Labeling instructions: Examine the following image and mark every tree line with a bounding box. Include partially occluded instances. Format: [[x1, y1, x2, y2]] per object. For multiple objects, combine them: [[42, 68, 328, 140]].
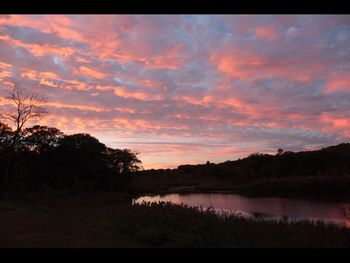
[[135, 143, 350, 185], [0, 82, 142, 197], [0, 123, 142, 194]]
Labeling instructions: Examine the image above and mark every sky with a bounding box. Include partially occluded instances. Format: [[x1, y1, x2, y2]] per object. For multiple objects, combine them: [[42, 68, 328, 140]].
[[0, 15, 350, 169]]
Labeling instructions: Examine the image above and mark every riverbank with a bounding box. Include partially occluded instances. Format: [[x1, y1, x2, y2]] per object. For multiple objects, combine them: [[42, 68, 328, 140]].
[[1, 192, 350, 247], [131, 175, 350, 202]]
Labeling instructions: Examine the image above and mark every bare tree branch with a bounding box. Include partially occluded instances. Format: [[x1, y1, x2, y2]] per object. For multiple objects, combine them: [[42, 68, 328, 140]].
[[1, 82, 47, 132], [0, 80, 48, 198]]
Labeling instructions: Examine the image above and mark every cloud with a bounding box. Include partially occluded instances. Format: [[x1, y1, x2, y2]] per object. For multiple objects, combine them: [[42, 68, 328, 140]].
[[77, 66, 107, 79], [0, 15, 349, 168], [255, 26, 279, 41], [324, 69, 350, 93]]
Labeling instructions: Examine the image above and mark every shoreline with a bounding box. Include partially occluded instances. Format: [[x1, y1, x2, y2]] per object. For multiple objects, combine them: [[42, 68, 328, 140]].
[[131, 175, 350, 203], [132, 186, 350, 203]]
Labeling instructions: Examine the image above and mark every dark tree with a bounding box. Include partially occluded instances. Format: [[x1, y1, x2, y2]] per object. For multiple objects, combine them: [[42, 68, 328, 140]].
[[104, 148, 143, 175], [22, 125, 64, 153], [0, 82, 47, 198], [55, 133, 107, 185], [0, 122, 12, 152], [277, 148, 284, 155], [51, 134, 142, 191]]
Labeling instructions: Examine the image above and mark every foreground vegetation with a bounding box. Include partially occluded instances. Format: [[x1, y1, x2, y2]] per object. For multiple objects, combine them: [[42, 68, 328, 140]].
[[0, 192, 349, 248], [113, 202, 350, 248]]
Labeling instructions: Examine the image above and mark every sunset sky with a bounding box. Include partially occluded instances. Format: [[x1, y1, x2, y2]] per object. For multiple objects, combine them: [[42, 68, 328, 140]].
[[0, 15, 350, 169]]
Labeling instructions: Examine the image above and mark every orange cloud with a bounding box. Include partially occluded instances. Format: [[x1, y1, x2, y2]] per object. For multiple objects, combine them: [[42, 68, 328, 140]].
[[77, 66, 107, 79], [175, 95, 213, 106], [115, 107, 136, 113], [0, 61, 12, 69], [39, 79, 57, 88], [39, 71, 60, 80], [113, 87, 146, 100], [21, 68, 39, 80], [20, 69, 60, 81], [41, 101, 110, 112], [0, 15, 85, 44], [0, 62, 16, 80], [96, 85, 161, 100], [114, 118, 188, 131], [0, 34, 75, 57], [76, 57, 91, 63], [65, 80, 90, 91], [113, 118, 136, 130], [0, 70, 11, 78], [16, 68, 91, 91]]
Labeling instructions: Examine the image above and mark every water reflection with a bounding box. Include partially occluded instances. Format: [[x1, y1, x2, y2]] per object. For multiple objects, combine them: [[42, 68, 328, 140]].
[[133, 193, 350, 227]]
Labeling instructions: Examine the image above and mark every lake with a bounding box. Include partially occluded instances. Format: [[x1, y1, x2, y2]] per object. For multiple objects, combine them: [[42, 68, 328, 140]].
[[133, 193, 350, 227]]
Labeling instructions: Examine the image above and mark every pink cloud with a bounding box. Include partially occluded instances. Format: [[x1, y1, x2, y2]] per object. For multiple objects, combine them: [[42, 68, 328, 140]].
[[210, 49, 324, 83], [255, 26, 279, 41], [324, 70, 350, 93], [77, 66, 107, 79], [95, 85, 161, 100], [320, 113, 350, 137], [0, 34, 75, 57], [1, 15, 349, 169]]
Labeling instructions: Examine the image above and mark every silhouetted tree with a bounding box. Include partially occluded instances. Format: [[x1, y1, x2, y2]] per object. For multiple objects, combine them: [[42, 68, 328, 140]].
[[0, 122, 13, 181], [0, 82, 47, 198], [104, 148, 143, 174], [277, 148, 284, 155], [102, 148, 142, 191], [0, 122, 12, 152], [22, 125, 64, 153], [49, 134, 143, 191], [54, 133, 107, 189]]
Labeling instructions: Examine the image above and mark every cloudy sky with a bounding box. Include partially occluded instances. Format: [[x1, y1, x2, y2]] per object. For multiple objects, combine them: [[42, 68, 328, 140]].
[[0, 15, 349, 169]]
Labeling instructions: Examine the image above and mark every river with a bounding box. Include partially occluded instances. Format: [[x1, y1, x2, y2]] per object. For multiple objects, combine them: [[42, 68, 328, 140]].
[[133, 193, 350, 227]]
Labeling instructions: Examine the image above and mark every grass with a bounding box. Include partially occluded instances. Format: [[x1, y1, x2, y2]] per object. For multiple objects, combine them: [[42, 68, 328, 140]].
[[0, 200, 52, 214], [73, 199, 350, 248], [1, 192, 350, 248], [0, 193, 141, 248]]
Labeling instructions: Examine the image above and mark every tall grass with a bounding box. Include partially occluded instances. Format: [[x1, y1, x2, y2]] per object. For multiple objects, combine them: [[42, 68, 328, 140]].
[[77, 201, 350, 248]]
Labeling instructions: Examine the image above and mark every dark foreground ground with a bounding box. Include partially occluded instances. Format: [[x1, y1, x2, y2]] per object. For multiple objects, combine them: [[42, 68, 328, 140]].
[[0, 192, 350, 248]]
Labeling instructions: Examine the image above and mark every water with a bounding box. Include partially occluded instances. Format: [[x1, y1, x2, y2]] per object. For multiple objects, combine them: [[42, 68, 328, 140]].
[[133, 193, 350, 227]]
